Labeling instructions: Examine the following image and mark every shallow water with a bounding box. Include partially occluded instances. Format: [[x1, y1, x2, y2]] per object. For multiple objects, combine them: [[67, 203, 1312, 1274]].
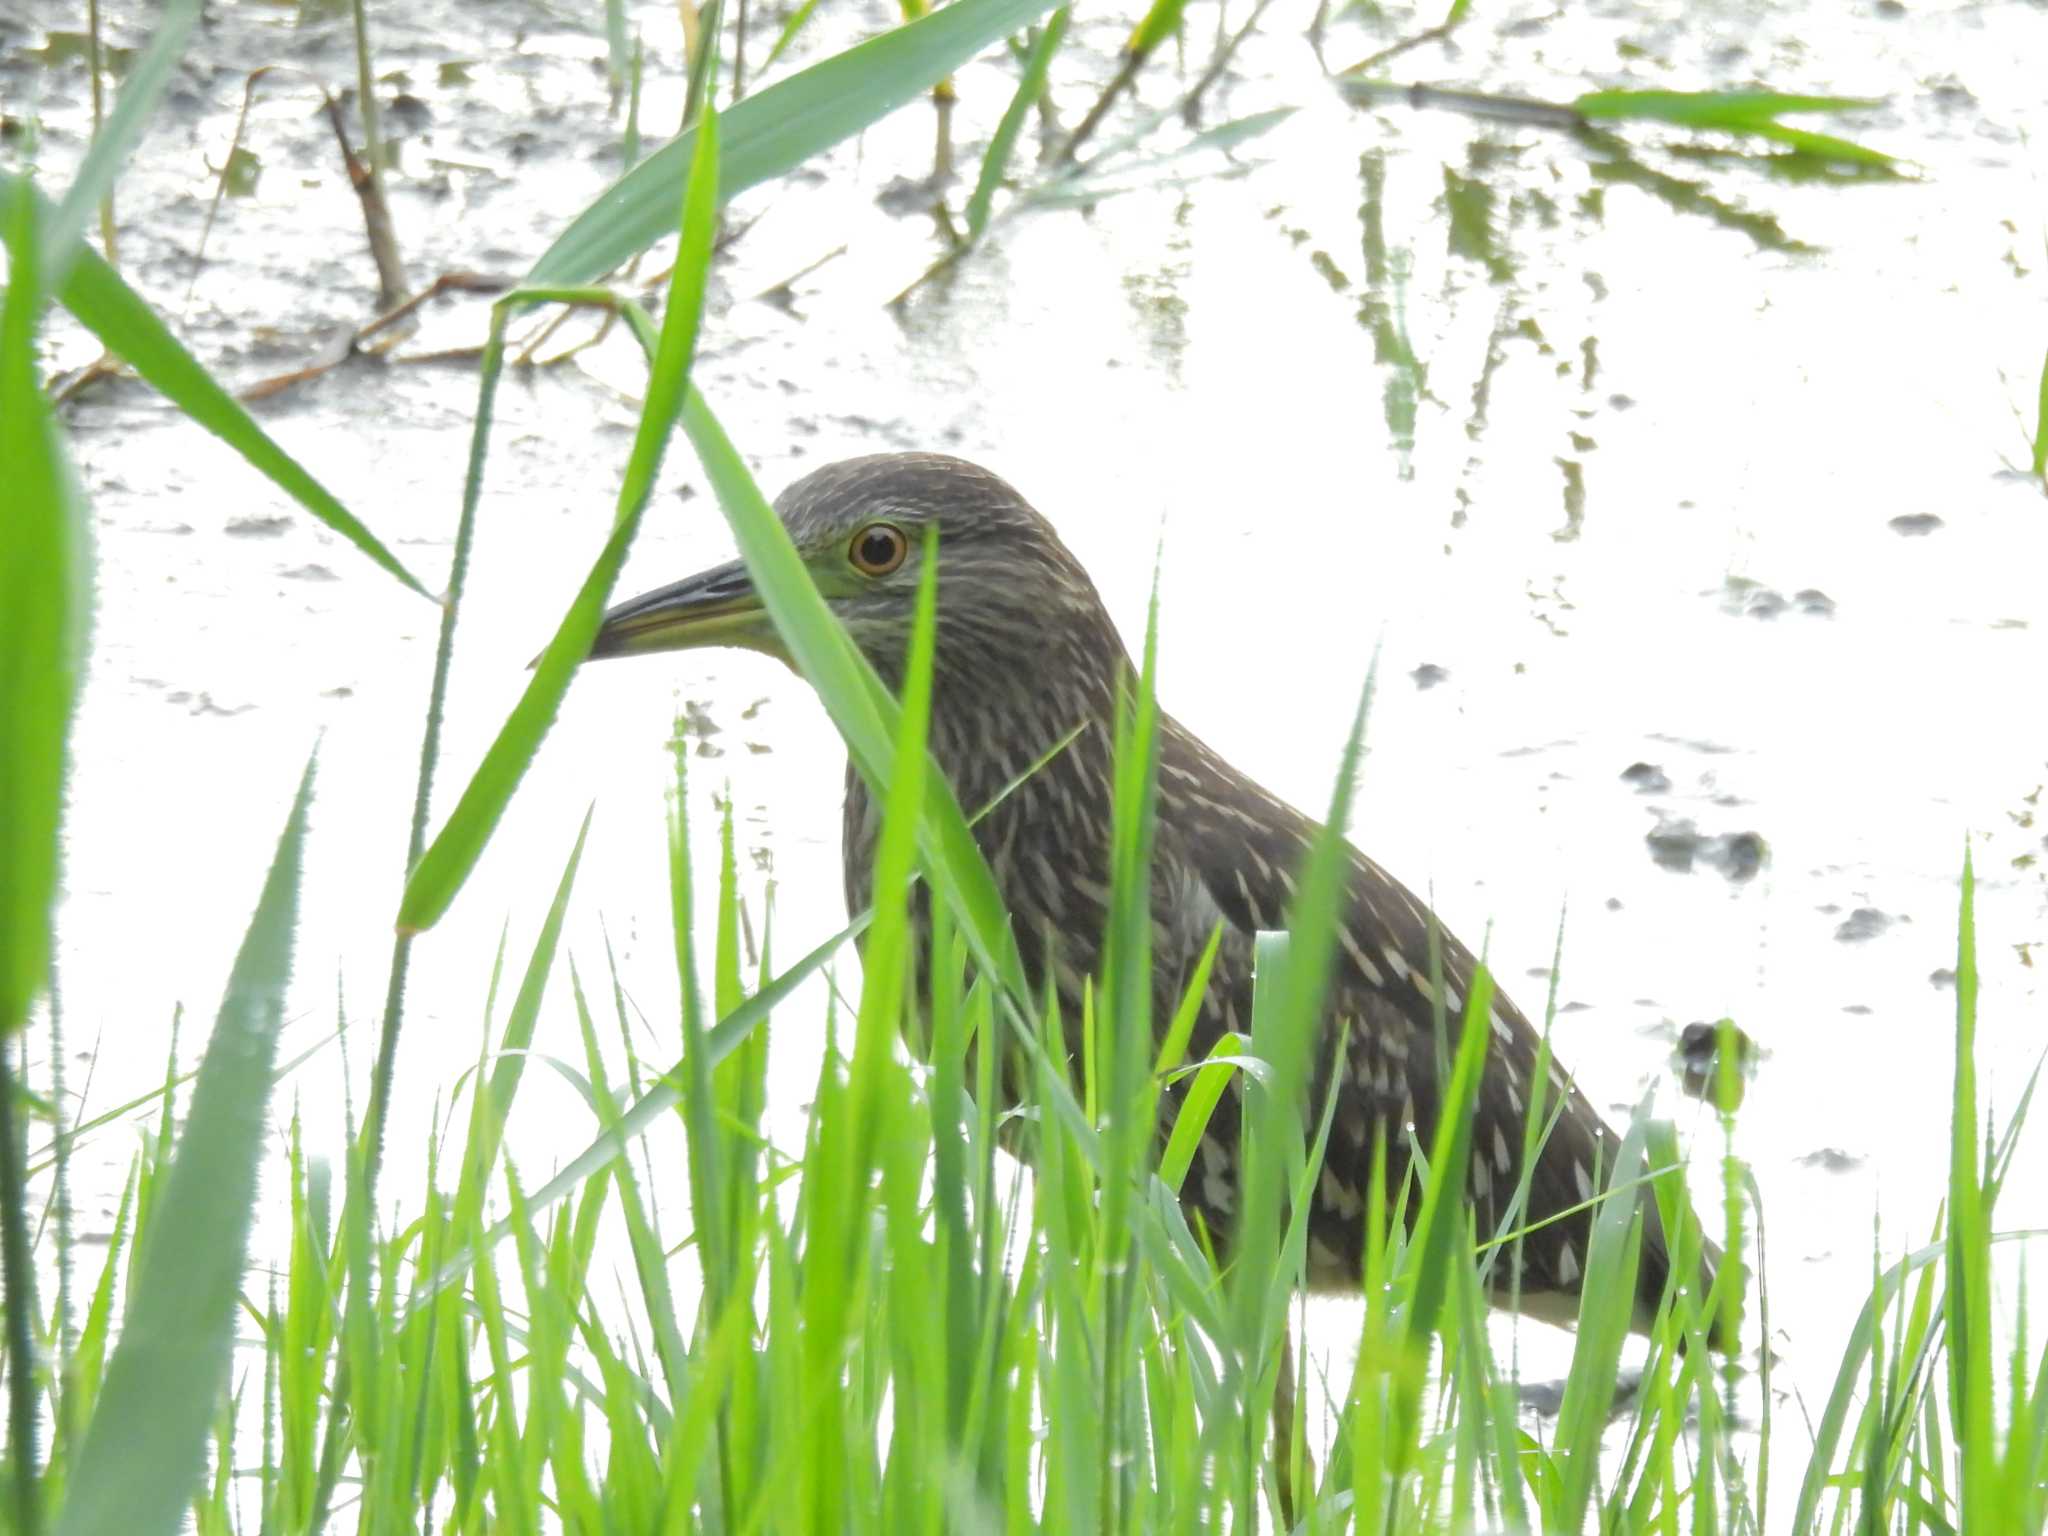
[[9, 0, 2047, 1499]]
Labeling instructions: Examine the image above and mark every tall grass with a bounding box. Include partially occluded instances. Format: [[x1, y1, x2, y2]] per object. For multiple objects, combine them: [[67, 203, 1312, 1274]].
[[5, 659, 2041, 1531]]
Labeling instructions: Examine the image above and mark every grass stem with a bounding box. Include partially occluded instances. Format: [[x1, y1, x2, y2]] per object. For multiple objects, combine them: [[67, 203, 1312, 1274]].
[[0, 1037, 44, 1536]]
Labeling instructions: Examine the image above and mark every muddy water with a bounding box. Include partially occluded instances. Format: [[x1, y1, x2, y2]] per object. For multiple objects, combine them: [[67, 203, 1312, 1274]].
[[10, 0, 2047, 1486]]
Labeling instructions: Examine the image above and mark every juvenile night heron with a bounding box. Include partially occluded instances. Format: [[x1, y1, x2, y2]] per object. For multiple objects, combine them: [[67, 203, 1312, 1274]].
[[588, 453, 1718, 1341]]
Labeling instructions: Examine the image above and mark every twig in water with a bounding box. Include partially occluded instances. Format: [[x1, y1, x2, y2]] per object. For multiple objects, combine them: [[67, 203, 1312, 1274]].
[[1182, 0, 1281, 126], [1059, 51, 1146, 165], [236, 269, 513, 401], [320, 89, 409, 311], [754, 244, 849, 312], [1335, 77, 1586, 131], [1334, 19, 1458, 78]]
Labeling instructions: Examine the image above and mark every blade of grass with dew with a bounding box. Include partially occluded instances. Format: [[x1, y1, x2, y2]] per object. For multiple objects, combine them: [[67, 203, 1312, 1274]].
[[1638, 1118, 1712, 1356], [529, 0, 1060, 285], [0, 174, 429, 599], [1153, 921, 1223, 1081], [0, 192, 91, 1051], [1947, 845, 1995, 1524], [396, 106, 719, 933], [1157, 1032, 1259, 1193], [1552, 1114, 1651, 1531], [1096, 550, 1163, 1529], [1258, 1030, 1347, 1515], [1224, 932, 1303, 1522], [52, 753, 316, 1536], [275, 1121, 335, 1532]]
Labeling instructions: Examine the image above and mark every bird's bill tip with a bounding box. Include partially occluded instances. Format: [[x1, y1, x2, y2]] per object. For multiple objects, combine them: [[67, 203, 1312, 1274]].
[[582, 561, 769, 663]]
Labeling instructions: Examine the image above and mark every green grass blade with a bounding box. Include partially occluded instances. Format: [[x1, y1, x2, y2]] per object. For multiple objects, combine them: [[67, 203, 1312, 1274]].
[[0, 193, 92, 1043], [1553, 1114, 1650, 1529], [456, 813, 593, 1198], [668, 730, 736, 1387], [43, 0, 198, 286], [569, 963, 688, 1408], [1578, 88, 1880, 124], [528, 0, 1060, 285], [0, 175, 430, 600], [602, 0, 631, 96], [965, 9, 1068, 239], [1947, 845, 1995, 1522], [52, 754, 316, 1536], [762, 0, 827, 70], [1574, 88, 1893, 167], [1125, 0, 1190, 61], [676, 389, 1031, 1008], [2032, 345, 2048, 480], [397, 106, 720, 933], [57, 1161, 135, 1463], [1158, 1032, 1253, 1193], [410, 908, 862, 1305], [1095, 548, 1163, 1526], [1402, 967, 1494, 1354]]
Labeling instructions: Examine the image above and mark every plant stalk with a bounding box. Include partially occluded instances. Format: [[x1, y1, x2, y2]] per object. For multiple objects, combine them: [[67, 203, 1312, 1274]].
[[0, 1037, 43, 1536]]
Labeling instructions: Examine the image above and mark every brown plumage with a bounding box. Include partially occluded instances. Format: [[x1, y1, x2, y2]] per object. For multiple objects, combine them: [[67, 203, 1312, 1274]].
[[592, 452, 1718, 1338]]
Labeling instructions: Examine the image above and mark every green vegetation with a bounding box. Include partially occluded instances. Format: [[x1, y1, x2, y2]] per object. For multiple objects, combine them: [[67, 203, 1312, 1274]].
[[3, 0, 2043, 1530], [2, 577, 2041, 1530]]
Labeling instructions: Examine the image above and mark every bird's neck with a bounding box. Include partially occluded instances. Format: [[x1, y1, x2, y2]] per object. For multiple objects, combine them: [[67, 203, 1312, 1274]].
[[859, 609, 1133, 818], [923, 658, 1121, 819]]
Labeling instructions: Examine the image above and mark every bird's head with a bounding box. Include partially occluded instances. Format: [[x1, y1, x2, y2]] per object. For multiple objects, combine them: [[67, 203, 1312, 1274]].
[[588, 453, 1125, 702]]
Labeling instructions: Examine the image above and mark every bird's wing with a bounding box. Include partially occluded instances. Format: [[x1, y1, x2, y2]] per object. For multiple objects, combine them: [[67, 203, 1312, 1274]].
[[1158, 720, 1666, 1314]]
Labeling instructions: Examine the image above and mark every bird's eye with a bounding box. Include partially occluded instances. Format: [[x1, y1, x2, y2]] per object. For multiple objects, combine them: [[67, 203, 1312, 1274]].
[[849, 522, 909, 576]]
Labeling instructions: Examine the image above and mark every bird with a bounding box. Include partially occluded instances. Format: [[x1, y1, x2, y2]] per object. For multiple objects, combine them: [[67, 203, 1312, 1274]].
[[586, 452, 1723, 1347]]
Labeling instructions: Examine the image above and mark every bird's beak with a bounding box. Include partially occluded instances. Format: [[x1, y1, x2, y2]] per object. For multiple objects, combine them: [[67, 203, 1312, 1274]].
[[586, 558, 779, 661]]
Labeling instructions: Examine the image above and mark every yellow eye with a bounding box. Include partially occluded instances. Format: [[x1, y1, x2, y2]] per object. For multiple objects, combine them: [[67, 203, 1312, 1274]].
[[849, 522, 909, 576]]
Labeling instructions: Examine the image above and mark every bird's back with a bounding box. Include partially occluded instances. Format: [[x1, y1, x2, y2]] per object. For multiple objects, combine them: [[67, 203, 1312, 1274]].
[[844, 702, 1712, 1337], [1151, 717, 1690, 1323]]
